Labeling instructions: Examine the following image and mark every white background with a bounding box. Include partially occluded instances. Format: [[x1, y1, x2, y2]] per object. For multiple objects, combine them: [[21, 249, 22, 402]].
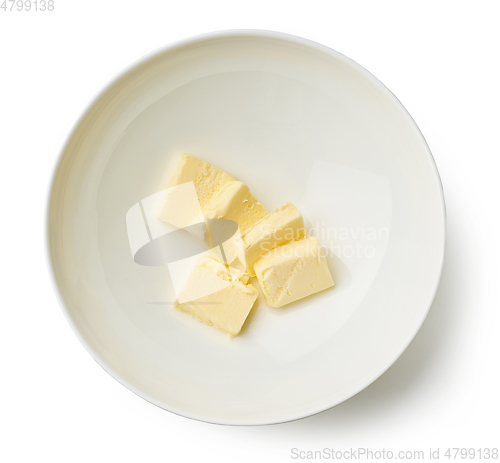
[[1, 1, 499, 462]]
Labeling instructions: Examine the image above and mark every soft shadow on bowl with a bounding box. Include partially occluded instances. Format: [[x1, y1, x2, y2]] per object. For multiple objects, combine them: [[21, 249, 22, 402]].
[[215, 208, 459, 437], [275, 212, 460, 434]]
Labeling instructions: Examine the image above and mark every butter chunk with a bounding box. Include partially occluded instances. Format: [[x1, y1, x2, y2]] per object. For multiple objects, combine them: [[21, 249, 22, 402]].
[[204, 181, 267, 233], [175, 256, 257, 336], [169, 153, 235, 210], [157, 182, 205, 228], [242, 203, 306, 275], [254, 237, 334, 308], [159, 153, 267, 244]]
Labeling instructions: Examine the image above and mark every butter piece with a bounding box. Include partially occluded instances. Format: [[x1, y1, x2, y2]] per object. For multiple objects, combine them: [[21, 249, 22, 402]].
[[203, 180, 267, 265], [157, 182, 205, 228], [254, 237, 334, 308], [175, 255, 257, 336], [158, 154, 267, 266], [204, 181, 267, 233], [242, 203, 306, 275], [168, 153, 235, 210], [159, 153, 267, 232]]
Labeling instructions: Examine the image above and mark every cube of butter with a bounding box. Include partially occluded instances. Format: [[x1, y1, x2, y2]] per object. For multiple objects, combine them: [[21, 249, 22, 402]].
[[159, 154, 267, 233], [168, 153, 235, 209], [254, 237, 334, 307], [175, 255, 258, 336], [204, 181, 267, 233], [242, 203, 306, 275]]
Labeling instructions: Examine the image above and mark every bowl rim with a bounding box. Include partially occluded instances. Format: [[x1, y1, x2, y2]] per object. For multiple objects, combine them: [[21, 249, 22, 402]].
[[45, 29, 447, 426]]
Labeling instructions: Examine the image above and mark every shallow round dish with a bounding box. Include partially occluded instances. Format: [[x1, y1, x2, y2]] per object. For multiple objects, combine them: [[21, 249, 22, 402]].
[[46, 30, 445, 425]]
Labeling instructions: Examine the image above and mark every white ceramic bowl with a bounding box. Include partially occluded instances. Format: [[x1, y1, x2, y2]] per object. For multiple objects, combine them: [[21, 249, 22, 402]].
[[46, 30, 445, 425]]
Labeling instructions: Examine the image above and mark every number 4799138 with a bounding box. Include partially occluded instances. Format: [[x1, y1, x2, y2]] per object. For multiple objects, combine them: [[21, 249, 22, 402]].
[[1, 0, 54, 11]]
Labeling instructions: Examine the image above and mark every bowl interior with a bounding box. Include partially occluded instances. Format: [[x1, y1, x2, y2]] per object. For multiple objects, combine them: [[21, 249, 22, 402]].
[[47, 32, 445, 425]]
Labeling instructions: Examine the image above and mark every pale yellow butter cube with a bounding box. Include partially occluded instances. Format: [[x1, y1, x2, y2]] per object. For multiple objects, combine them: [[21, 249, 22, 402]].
[[157, 182, 204, 228], [175, 256, 257, 336], [242, 203, 306, 275], [254, 237, 334, 308], [159, 153, 267, 232], [204, 181, 267, 233], [168, 153, 235, 209]]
